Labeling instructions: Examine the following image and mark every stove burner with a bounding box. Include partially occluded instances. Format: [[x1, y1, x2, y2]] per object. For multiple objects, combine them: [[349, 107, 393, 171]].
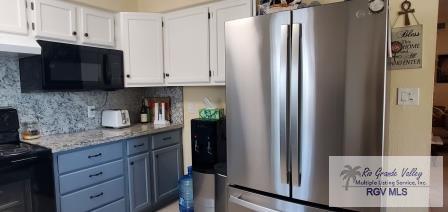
[[0, 143, 32, 157]]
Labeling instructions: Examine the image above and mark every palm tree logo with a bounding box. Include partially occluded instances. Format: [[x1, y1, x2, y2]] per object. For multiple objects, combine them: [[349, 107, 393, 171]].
[[340, 165, 361, 191]]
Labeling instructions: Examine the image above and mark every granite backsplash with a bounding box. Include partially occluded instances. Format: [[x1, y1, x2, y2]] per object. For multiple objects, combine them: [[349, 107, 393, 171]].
[[0, 55, 183, 135]]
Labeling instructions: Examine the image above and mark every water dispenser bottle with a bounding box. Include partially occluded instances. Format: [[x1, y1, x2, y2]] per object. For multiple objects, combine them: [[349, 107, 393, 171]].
[[179, 166, 194, 212]]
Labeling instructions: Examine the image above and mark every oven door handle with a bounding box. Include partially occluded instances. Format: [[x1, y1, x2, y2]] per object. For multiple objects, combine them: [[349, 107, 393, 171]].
[[11, 157, 38, 163]]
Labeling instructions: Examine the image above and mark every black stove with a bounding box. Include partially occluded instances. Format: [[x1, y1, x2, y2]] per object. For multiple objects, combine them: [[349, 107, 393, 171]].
[[0, 107, 55, 212], [0, 143, 32, 156], [0, 108, 51, 163]]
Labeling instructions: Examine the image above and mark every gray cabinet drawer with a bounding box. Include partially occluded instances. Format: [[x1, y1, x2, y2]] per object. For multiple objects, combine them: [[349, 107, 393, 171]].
[[58, 142, 123, 174], [151, 130, 180, 150], [59, 160, 124, 194], [127, 136, 149, 156], [92, 198, 126, 212], [60, 177, 125, 212]]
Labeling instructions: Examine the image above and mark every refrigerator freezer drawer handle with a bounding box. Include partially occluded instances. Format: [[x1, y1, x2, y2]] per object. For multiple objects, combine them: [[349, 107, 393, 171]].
[[229, 195, 279, 212]]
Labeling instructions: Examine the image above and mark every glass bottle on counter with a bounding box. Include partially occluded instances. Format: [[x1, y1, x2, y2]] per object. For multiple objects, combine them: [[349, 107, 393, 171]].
[[140, 99, 149, 123]]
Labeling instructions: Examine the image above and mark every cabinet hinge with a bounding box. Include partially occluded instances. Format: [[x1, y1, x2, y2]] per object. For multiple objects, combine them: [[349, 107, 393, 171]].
[[208, 12, 211, 19], [31, 22, 35, 30], [209, 70, 212, 77], [163, 73, 166, 78], [30, 2, 34, 10], [162, 21, 164, 28], [25, 1, 28, 8]]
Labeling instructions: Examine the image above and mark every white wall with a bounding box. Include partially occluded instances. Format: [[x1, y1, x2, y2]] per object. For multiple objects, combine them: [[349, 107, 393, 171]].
[[385, 0, 438, 158]]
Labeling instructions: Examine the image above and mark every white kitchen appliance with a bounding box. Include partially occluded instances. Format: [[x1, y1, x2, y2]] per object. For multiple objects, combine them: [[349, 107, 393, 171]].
[[101, 110, 131, 128]]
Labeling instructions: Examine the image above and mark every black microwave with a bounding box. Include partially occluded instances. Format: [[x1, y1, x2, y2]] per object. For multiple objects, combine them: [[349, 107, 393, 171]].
[[19, 40, 124, 92]]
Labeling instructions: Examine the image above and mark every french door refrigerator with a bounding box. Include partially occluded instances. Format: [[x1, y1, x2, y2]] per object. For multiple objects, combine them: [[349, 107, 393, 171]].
[[225, 0, 388, 211]]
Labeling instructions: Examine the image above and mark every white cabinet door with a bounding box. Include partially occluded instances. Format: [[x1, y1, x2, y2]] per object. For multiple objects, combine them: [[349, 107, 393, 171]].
[[163, 7, 210, 84], [210, 0, 252, 84], [32, 0, 77, 42], [80, 8, 115, 47], [119, 13, 164, 87], [0, 0, 27, 35]]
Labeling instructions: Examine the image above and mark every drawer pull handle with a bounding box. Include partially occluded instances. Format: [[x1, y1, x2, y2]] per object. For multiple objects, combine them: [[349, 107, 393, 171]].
[[89, 172, 103, 178], [89, 192, 104, 199], [134, 143, 144, 148], [88, 153, 102, 159], [162, 137, 172, 141]]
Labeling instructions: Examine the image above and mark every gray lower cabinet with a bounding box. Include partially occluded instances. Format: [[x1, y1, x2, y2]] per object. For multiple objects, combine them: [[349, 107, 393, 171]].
[[54, 141, 126, 212], [92, 198, 126, 212], [127, 153, 152, 212], [60, 177, 125, 212], [53, 129, 182, 212], [152, 144, 182, 203]]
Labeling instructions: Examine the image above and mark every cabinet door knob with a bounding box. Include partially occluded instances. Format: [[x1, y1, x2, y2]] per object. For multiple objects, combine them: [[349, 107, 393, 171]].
[[126, 74, 131, 78], [130, 162, 134, 165], [72, 31, 77, 36], [84, 33, 89, 37], [165, 73, 170, 77]]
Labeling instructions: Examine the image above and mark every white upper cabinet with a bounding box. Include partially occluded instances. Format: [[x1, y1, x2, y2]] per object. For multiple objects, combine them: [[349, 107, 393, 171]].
[[80, 8, 115, 47], [118, 13, 164, 87], [163, 7, 210, 85], [0, 0, 28, 35], [32, 0, 77, 42], [31, 0, 115, 47], [210, 0, 252, 84]]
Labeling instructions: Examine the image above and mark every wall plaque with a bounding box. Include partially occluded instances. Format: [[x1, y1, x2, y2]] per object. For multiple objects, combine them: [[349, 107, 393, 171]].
[[390, 24, 423, 70]]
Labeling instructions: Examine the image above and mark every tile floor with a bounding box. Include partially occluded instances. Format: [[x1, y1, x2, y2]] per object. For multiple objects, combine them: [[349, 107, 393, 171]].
[[157, 201, 178, 212]]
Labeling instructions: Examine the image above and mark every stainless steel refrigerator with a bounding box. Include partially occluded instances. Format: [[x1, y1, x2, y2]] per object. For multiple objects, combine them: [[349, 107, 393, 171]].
[[225, 0, 388, 211]]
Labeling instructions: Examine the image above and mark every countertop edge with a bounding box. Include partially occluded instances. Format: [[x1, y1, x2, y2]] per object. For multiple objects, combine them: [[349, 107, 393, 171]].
[[23, 124, 184, 154]]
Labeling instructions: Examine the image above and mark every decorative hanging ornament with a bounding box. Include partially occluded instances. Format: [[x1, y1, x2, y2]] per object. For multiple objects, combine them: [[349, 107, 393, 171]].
[[391, 41, 403, 62], [398, 0, 415, 26], [368, 0, 385, 14]]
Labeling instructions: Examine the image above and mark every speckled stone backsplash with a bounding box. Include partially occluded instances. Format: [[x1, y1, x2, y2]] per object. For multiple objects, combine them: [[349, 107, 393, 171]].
[[0, 55, 183, 135]]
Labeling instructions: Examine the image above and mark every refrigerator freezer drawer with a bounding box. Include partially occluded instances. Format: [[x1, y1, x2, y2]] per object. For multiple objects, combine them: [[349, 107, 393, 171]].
[[228, 187, 328, 212]]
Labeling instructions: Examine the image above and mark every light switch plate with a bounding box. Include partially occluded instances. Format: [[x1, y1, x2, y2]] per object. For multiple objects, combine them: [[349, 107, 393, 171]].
[[397, 88, 419, 106], [87, 106, 96, 118]]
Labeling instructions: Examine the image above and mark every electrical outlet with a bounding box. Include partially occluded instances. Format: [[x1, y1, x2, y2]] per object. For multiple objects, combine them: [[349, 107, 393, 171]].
[[87, 106, 96, 118]]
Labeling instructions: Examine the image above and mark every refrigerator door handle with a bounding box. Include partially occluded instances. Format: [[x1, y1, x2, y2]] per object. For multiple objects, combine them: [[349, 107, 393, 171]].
[[229, 195, 280, 212], [280, 24, 291, 185], [291, 23, 302, 187]]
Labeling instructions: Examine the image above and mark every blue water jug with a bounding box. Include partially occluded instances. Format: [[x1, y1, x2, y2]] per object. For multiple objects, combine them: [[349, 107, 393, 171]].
[[179, 166, 194, 212]]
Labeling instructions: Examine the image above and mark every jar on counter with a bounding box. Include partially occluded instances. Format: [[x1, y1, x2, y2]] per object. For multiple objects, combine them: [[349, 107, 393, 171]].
[[21, 122, 41, 140]]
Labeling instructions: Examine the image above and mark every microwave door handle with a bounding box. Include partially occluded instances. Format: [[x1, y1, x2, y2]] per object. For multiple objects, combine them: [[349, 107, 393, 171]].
[[102, 54, 111, 85]]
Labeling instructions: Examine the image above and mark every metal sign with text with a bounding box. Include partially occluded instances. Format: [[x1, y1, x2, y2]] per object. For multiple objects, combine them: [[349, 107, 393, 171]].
[[390, 24, 423, 70]]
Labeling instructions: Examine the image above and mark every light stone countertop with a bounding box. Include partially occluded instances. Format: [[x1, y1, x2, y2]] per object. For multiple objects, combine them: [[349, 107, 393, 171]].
[[23, 123, 183, 154]]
